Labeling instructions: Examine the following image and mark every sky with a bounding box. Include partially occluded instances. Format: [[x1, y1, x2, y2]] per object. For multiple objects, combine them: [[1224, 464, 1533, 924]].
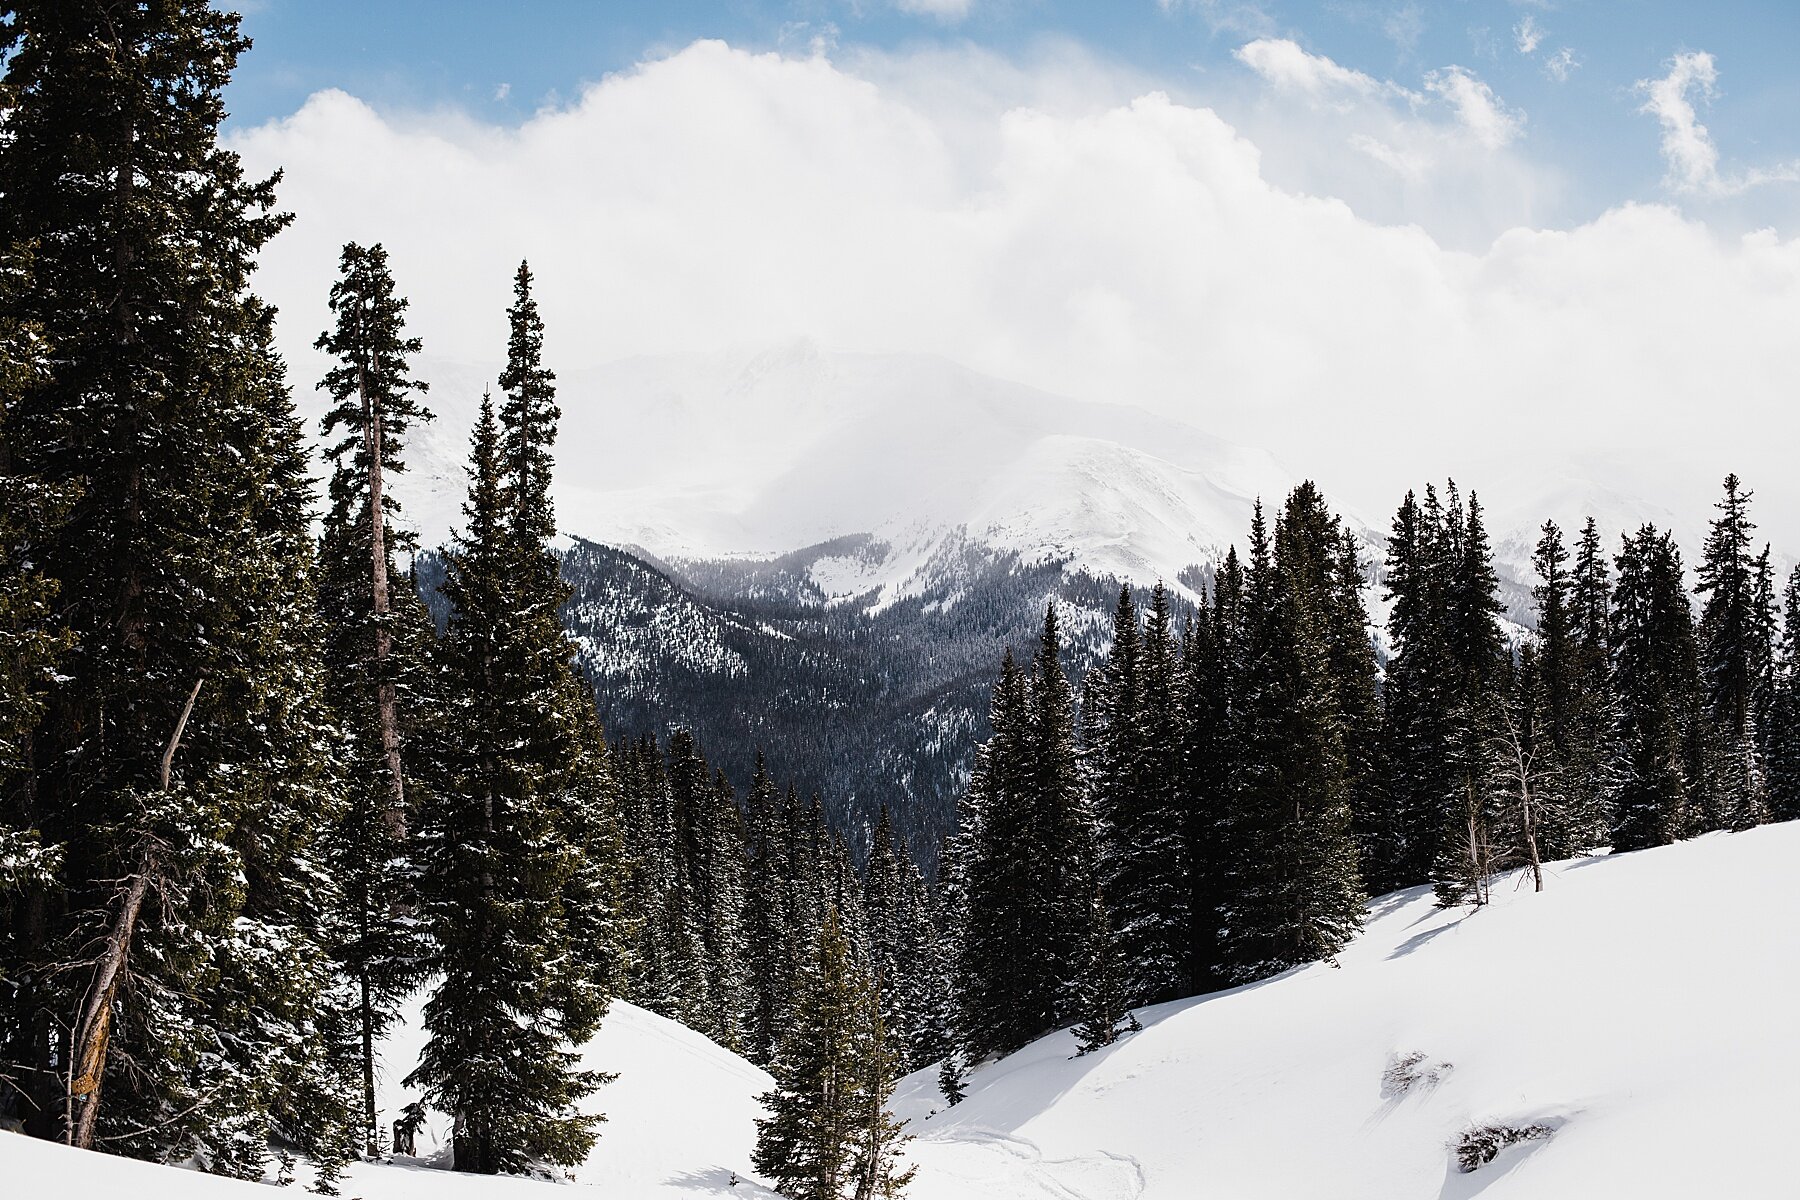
[[220, 1, 1800, 539]]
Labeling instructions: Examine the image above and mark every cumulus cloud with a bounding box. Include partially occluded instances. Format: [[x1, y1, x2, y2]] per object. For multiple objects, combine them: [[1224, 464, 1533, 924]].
[[229, 39, 1800, 533], [1639, 51, 1799, 196], [1425, 65, 1523, 148]]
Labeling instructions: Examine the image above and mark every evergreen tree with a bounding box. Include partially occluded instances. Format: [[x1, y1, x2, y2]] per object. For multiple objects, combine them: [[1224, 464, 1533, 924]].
[[1086, 584, 1189, 1006], [1432, 488, 1510, 906], [1768, 566, 1800, 822], [954, 612, 1101, 1060], [313, 242, 435, 1158], [1694, 475, 1768, 829], [408, 269, 618, 1172], [743, 752, 795, 1067], [1560, 518, 1620, 851], [1178, 549, 1243, 992], [1610, 525, 1700, 852], [1373, 488, 1454, 891], [0, 243, 70, 893], [754, 908, 910, 1200], [0, 2, 352, 1171], [1224, 498, 1365, 976]]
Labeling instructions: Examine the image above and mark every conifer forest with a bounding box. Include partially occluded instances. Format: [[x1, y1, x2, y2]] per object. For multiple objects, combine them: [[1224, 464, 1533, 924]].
[[5, 4, 1800, 1199]]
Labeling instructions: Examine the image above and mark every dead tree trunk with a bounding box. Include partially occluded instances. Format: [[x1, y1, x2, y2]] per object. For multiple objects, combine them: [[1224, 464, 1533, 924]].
[[70, 677, 201, 1149]]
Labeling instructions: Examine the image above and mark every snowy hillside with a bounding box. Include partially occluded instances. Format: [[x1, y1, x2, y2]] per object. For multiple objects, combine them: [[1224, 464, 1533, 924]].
[[896, 822, 1800, 1199], [13, 822, 1800, 1198]]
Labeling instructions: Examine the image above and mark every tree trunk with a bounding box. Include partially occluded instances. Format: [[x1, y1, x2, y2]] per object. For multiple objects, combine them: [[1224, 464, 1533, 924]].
[[360, 364, 407, 838]]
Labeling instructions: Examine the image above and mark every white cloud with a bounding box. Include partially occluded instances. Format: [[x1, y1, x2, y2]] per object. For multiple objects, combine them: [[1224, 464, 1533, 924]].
[[229, 39, 1800, 535], [493, 82, 511, 102], [893, 0, 973, 20], [1514, 14, 1544, 55], [1234, 38, 1409, 104], [1544, 47, 1578, 83], [1638, 51, 1799, 196], [1425, 65, 1523, 149]]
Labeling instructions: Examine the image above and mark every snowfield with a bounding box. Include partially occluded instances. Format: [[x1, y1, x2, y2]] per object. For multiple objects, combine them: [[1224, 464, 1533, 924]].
[[10, 822, 1800, 1198]]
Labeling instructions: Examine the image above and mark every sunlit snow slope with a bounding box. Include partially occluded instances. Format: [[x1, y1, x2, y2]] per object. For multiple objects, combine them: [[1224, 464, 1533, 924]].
[[9, 825, 1798, 1198], [896, 822, 1800, 1199]]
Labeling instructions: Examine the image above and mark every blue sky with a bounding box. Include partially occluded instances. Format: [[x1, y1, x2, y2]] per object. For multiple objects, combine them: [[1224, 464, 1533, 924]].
[[228, 0, 1800, 227]]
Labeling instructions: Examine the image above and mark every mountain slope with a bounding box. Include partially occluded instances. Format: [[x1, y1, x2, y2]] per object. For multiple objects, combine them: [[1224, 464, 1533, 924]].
[[893, 821, 1800, 1199]]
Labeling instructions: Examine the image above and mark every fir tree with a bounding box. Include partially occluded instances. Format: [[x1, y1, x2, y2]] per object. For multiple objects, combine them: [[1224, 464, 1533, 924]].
[[313, 242, 435, 1158], [1086, 584, 1189, 1006], [408, 274, 617, 1172], [1610, 526, 1700, 852], [1767, 565, 1800, 822], [0, 1, 352, 1171], [743, 752, 796, 1067], [1224, 498, 1365, 976], [1694, 475, 1768, 830], [754, 908, 910, 1200]]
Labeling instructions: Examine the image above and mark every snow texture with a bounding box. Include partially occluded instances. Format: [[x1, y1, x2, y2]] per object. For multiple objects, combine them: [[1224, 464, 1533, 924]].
[[10, 823, 1800, 1197]]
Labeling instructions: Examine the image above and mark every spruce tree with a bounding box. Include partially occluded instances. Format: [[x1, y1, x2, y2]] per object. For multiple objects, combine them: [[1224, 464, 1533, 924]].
[[0, 1, 352, 1170], [1225, 498, 1364, 976], [408, 266, 618, 1173], [1610, 526, 1700, 852], [1767, 565, 1800, 822], [1694, 475, 1768, 829], [313, 242, 435, 1159], [754, 907, 910, 1200], [743, 752, 795, 1067], [1086, 584, 1189, 1006], [1373, 488, 1455, 891]]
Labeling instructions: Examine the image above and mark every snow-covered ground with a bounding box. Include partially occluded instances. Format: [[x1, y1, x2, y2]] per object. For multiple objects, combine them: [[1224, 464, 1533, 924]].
[[10, 822, 1799, 1198], [898, 822, 1800, 1199]]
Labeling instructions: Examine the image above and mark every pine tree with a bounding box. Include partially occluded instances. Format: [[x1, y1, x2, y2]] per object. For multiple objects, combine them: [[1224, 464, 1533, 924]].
[[1373, 488, 1455, 892], [754, 908, 910, 1200], [1070, 895, 1138, 1055], [1086, 584, 1190, 1006], [743, 752, 796, 1067], [0, 242, 70, 893], [1432, 488, 1511, 907], [1178, 550, 1243, 992], [1225, 498, 1365, 976], [313, 242, 435, 1159], [1610, 525, 1699, 852], [408, 271, 617, 1173], [0, 2, 352, 1171], [1561, 518, 1620, 851], [1768, 565, 1800, 822], [1694, 475, 1768, 830]]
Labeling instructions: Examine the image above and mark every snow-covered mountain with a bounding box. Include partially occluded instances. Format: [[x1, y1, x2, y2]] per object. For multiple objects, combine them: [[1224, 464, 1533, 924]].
[[15, 822, 1800, 1197], [377, 341, 1304, 609]]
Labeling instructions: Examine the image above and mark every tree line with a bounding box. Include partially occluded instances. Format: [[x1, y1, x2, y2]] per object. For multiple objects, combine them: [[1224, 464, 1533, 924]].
[[940, 473, 1800, 1076]]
